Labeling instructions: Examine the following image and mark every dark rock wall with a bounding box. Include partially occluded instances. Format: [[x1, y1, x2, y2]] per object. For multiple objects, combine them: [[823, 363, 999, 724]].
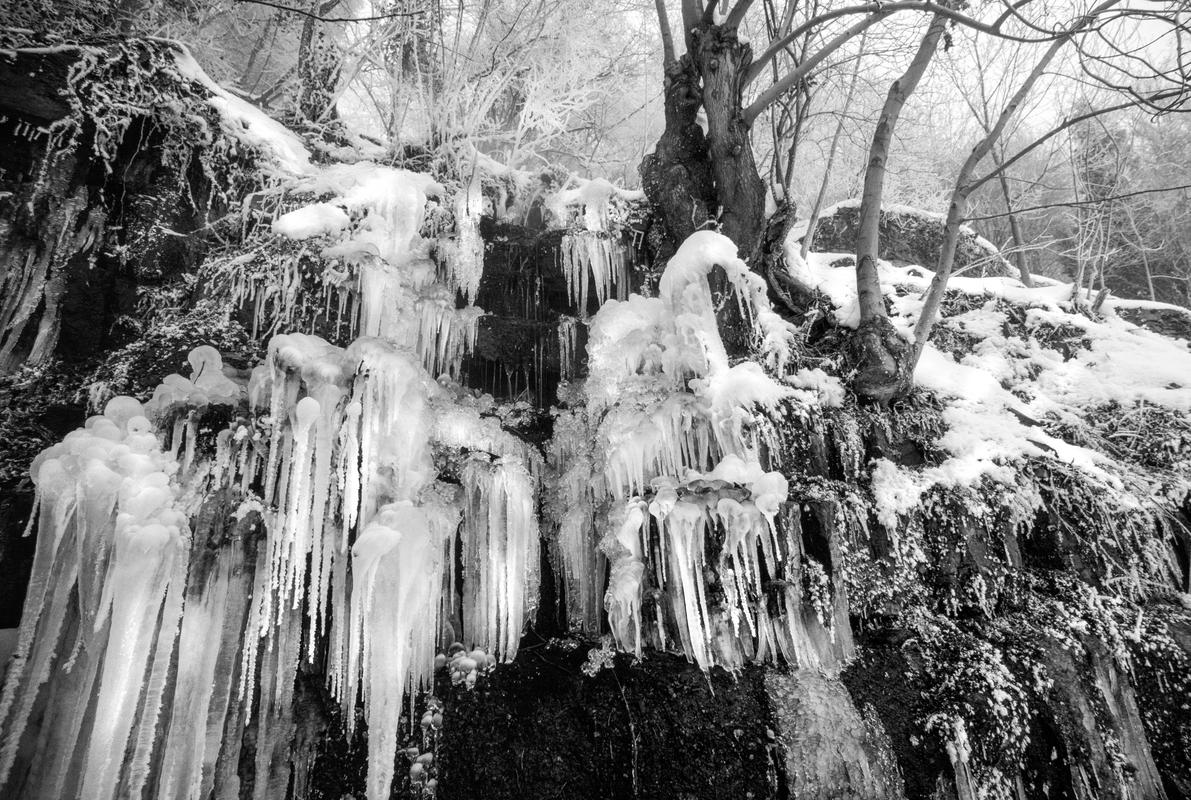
[[808, 203, 1016, 278]]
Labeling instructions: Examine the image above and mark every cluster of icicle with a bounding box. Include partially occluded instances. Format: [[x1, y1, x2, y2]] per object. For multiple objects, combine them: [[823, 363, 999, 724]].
[[240, 333, 539, 800], [550, 231, 829, 671], [560, 232, 631, 314], [0, 396, 191, 800], [546, 177, 640, 317], [262, 161, 487, 379], [145, 345, 243, 470], [0, 332, 541, 800]]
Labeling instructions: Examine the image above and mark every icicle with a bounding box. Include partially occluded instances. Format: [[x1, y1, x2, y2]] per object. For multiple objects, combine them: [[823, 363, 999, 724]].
[[661, 500, 714, 670], [443, 170, 485, 302], [460, 456, 540, 660], [602, 500, 648, 657], [561, 232, 628, 315], [557, 315, 578, 380], [415, 287, 484, 378], [347, 502, 444, 800]]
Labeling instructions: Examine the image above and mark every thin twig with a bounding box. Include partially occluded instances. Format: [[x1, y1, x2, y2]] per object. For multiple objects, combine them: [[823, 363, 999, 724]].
[[965, 182, 1191, 221], [233, 0, 424, 23]]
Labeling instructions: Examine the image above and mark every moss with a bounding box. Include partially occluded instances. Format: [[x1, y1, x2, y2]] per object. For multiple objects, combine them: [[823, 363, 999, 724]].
[[809, 204, 1015, 278], [434, 640, 773, 800], [1127, 602, 1191, 794], [84, 299, 257, 409]]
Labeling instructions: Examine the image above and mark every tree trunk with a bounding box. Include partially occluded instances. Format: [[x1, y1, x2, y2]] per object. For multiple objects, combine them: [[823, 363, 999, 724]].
[[692, 24, 767, 262], [297, 3, 342, 124], [641, 19, 771, 269], [851, 14, 946, 402], [639, 56, 716, 264], [993, 147, 1034, 286]]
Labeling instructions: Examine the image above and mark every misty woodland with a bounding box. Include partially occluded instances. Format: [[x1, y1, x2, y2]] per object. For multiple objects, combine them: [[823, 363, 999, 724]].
[[1, 0, 1190, 798]]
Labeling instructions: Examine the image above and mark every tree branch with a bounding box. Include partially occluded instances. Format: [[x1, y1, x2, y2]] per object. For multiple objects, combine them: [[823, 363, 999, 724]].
[[746, 0, 1049, 86], [682, 0, 705, 52], [744, 12, 883, 124], [233, 0, 422, 23], [654, 0, 677, 64], [725, 0, 756, 28], [969, 87, 1186, 192], [965, 183, 1191, 220]]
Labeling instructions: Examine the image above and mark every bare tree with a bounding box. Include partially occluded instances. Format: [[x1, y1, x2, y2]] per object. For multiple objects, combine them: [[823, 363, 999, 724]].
[[907, 3, 1190, 379], [639, 0, 1061, 267]]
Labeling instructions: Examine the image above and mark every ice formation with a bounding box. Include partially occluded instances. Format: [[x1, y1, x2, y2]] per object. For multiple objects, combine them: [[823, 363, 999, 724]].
[[245, 334, 540, 800], [146, 345, 243, 471], [0, 397, 188, 800], [1, 136, 547, 798], [545, 176, 644, 317], [557, 314, 579, 380], [227, 157, 486, 380], [440, 169, 486, 302], [3, 326, 544, 800], [346, 502, 446, 800], [561, 231, 631, 313], [552, 231, 822, 671]]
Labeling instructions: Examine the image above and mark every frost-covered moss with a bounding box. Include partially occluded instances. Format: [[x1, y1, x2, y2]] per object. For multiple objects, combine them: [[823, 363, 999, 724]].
[[84, 300, 255, 410], [0, 362, 87, 485], [1128, 602, 1191, 788]]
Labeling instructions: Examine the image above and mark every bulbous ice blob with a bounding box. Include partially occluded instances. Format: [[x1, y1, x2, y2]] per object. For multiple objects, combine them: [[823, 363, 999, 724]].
[[88, 418, 124, 442], [750, 472, 789, 518], [104, 396, 146, 431], [120, 484, 174, 522], [187, 345, 223, 380], [118, 521, 174, 555], [293, 396, 321, 432], [32, 456, 70, 493]]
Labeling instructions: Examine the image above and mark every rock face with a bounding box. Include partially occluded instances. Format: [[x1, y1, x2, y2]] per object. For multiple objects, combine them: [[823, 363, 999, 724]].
[[807, 202, 1016, 278], [1, 42, 1190, 800], [1115, 303, 1191, 342]]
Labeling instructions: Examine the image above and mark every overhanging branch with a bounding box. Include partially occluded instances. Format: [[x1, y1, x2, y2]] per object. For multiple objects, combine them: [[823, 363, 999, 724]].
[[233, 0, 423, 23]]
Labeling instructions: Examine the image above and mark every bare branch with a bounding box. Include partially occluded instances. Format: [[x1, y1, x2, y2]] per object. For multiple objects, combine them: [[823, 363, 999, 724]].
[[970, 87, 1186, 191], [682, 0, 705, 51], [744, 12, 881, 123], [746, 0, 1052, 87], [233, 0, 423, 23], [725, 0, 756, 28], [964, 182, 1191, 220], [654, 0, 677, 64]]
